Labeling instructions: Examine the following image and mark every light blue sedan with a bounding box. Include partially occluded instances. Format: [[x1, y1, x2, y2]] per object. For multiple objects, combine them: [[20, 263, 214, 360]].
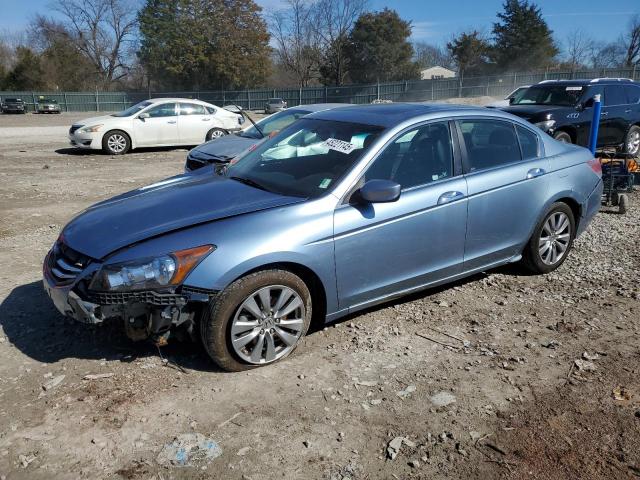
[[43, 103, 603, 371]]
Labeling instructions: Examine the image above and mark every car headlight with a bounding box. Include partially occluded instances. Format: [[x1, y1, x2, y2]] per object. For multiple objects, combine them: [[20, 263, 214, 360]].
[[534, 120, 555, 131], [80, 124, 104, 133], [89, 245, 214, 292]]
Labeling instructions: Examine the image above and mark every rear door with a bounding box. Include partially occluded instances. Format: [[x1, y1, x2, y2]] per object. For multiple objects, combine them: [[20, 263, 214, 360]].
[[601, 85, 629, 146], [133, 102, 179, 146], [178, 103, 211, 145], [459, 118, 551, 270]]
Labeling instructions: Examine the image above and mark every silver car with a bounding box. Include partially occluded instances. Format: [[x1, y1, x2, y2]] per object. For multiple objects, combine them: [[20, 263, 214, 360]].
[[265, 98, 287, 114]]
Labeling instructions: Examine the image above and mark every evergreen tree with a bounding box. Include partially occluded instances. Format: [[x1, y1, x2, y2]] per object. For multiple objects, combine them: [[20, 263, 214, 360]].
[[447, 31, 491, 78], [4, 47, 45, 90], [492, 0, 558, 71], [344, 8, 419, 83], [138, 0, 272, 90]]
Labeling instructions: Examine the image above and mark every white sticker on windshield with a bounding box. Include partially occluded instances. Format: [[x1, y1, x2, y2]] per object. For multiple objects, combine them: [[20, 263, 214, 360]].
[[566, 86, 583, 91], [324, 138, 356, 154]]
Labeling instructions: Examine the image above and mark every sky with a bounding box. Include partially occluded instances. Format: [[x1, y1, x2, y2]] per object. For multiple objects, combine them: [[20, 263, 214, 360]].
[[0, 0, 638, 50]]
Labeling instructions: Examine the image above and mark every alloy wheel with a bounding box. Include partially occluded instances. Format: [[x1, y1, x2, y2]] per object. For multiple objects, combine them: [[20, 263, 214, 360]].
[[230, 285, 305, 365], [107, 134, 127, 153], [538, 211, 571, 265], [627, 131, 640, 155], [210, 129, 224, 139]]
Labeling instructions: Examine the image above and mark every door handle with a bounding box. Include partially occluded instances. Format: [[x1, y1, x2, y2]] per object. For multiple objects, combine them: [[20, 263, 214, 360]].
[[600, 111, 608, 117], [202, 118, 211, 121], [167, 120, 177, 124], [625, 109, 632, 114], [437, 191, 465, 205], [526, 168, 546, 179]]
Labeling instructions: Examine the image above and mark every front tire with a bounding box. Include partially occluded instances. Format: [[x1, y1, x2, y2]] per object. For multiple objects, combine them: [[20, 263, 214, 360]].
[[102, 130, 131, 155], [553, 131, 572, 144], [522, 202, 575, 274], [624, 125, 640, 157], [201, 269, 312, 371]]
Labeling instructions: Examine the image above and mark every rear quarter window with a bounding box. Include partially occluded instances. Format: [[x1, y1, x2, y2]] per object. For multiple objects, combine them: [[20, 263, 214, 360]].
[[624, 85, 640, 104], [516, 126, 539, 159]]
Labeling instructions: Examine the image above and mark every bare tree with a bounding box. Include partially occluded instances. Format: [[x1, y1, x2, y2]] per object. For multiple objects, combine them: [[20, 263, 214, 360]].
[[588, 41, 624, 69], [313, 0, 367, 85], [564, 29, 594, 70], [52, 0, 137, 87], [414, 41, 453, 70], [621, 14, 640, 67], [270, 0, 322, 87]]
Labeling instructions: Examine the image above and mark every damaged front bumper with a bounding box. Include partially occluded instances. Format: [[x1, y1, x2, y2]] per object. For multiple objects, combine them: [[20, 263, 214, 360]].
[[43, 249, 215, 344]]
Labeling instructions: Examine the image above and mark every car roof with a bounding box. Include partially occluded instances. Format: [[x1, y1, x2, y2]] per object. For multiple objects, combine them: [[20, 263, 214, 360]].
[[289, 103, 351, 113], [146, 97, 214, 106], [308, 103, 487, 127], [536, 79, 639, 86]]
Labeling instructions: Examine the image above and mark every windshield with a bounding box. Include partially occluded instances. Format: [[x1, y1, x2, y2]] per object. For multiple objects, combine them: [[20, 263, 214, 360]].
[[239, 109, 310, 139], [40, 99, 57, 103], [227, 118, 384, 198], [512, 85, 584, 106], [111, 100, 153, 117]]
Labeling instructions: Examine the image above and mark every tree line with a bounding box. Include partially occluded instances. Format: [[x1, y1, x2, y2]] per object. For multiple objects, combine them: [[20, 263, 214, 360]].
[[0, 0, 638, 92]]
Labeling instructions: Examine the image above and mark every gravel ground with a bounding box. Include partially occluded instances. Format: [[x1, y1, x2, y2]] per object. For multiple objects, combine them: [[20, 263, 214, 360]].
[[0, 112, 638, 480]]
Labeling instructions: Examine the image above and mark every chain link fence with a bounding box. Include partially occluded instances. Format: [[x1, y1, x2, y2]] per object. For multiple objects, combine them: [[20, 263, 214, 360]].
[[1, 67, 638, 113]]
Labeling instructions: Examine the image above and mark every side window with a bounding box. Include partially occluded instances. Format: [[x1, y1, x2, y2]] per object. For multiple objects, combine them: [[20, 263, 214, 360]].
[[516, 125, 539, 159], [459, 119, 521, 171], [364, 121, 453, 189], [146, 103, 177, 118], [205, 106, 216, 114], [604, 85, 627, 106], [624, 85, 640, 104], [179, 103, 206, 115]]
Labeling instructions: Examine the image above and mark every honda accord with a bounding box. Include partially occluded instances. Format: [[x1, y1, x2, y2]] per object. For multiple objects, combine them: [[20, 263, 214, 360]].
[[44, 103, 603, 371]]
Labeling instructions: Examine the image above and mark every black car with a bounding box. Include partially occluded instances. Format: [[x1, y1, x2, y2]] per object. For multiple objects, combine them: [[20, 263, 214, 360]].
[[1, 98, 26, 114], [500, 78, 640, 156]]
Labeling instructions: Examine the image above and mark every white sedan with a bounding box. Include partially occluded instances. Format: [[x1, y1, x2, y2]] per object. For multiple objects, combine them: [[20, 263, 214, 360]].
[[68, 98, 244, 155]]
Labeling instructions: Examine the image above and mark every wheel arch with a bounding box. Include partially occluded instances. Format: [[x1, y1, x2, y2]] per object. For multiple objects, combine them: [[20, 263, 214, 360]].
[[523, 191, 583, 249], [554, 126, 577, 143], [227, 261, 328, 330], [102, 127, 135, 149]]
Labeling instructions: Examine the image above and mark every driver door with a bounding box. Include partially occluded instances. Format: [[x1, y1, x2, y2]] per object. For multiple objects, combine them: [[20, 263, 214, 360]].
[[333, 121, 468, 310], [133, 102, 179, 146]]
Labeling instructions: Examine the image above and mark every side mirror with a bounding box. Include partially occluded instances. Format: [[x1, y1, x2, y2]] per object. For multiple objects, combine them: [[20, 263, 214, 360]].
[[138, 112, 149, 120], [359, 179, 401, 203], [508, 97, 515, 105]]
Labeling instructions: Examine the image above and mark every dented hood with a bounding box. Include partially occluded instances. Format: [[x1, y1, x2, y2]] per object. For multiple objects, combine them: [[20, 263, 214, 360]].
[[62, 173, 304, 259]]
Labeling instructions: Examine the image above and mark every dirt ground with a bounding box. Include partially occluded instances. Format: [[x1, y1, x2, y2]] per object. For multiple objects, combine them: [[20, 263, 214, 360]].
[[0, 111, 639, 480]]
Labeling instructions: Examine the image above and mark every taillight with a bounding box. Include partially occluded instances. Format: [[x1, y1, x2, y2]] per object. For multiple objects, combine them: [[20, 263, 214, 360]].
[[587, 158, 602, 176]]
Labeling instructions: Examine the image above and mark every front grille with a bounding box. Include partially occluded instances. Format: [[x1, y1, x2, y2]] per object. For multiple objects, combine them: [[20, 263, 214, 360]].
[[69, 125, 81, 135], [48, 241, 92, 286], [89, 290, 186, 306]]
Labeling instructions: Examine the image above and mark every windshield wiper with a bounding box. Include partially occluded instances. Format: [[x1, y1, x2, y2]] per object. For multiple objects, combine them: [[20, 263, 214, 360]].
[[229, 176, 270, 192]]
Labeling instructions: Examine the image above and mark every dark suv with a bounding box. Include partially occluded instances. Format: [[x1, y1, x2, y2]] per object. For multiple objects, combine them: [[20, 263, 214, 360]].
[[1, 98, 26, 114], [500, 78, 640, 156]]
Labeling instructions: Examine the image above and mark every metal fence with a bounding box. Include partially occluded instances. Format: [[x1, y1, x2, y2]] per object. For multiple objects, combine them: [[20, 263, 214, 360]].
[[1, 67, 638, 113]]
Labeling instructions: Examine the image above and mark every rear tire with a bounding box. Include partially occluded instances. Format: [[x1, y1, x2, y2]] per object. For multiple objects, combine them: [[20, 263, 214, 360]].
[[102, 130, 131, 155], [619, 194, 629, 214], [624, 125, 640, 157], [206, 128, 226, 141], [522, 202, 575, 274], [200, 269, 312, 371], [553, 131, 572, 144]]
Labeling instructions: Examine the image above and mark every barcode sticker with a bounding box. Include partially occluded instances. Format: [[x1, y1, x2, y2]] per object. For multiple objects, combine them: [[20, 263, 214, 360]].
[[324, 138, 356, 154]]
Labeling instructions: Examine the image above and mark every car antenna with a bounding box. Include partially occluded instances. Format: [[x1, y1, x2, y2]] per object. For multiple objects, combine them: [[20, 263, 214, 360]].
[[234, 104, 265, 138]]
